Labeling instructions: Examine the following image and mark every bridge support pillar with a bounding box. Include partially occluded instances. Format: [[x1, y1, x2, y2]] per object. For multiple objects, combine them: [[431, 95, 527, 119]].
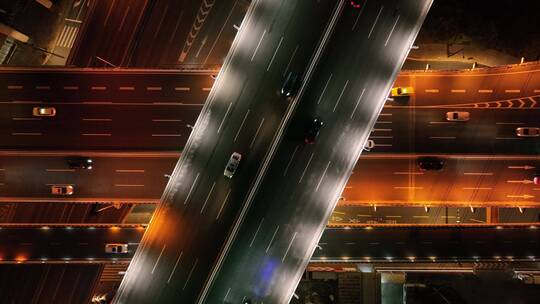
[[486, 207, 499, 223]]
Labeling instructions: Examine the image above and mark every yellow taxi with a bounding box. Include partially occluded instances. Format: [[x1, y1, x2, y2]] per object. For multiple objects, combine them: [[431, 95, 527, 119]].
[[390, 86, 415, 97]]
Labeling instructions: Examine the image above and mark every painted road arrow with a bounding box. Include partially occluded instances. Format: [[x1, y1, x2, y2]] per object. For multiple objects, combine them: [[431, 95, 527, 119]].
[[508, 165, 536, 170]]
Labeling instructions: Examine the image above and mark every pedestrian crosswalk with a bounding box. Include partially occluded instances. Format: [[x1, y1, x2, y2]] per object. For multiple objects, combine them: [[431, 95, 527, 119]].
[[55, 25, 79, 48]]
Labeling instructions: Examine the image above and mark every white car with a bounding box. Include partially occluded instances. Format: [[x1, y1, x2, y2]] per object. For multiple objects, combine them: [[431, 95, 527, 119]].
[[224, 152, 242, 178], [51, 185, 74, 195], [446, 111, 470, 122], [516, 127, 540, 137], [32, 106, 56, 117], [105, 243, 129, 254]]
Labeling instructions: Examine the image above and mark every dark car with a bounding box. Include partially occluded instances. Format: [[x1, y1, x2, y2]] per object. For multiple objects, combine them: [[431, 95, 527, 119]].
[[417, 156, 444, 171], [67, 157, 93, 170], [534, 174, 540, 185], [305, 118, 323, 144], [281, 72, 301, 97], [350, 1, 361, 8]]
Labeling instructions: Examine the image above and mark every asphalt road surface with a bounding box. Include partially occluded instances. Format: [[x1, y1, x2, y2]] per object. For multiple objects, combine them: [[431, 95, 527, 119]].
[[69, 0, 247, 68], [330, 205, 540, 225], [343, 154, 540, 207], [0, 152, 176, 201], [313, 226, 540, 263], [0, 225, 143, 262], [202, 1, 433, 303], [0, 68, 214, 149], [114, 1, 342, 303], [4, 225, 538, 265]]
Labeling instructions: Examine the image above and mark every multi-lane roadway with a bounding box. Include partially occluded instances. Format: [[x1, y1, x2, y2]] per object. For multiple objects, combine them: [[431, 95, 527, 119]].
[[115, 1, 342, 303], [203, 1, 433, 303]]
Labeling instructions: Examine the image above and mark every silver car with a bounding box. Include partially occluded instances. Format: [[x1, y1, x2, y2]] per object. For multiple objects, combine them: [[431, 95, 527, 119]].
[[516, 127, 540, 137], [51, 185, 74, 195], [446, 111, 470, 122], [105, 243, 129, 254], [224, 152, 242, 178]]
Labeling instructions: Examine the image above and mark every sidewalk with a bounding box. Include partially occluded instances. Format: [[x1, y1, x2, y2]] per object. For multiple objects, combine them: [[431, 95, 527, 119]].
[[407, 42, 520, 67]]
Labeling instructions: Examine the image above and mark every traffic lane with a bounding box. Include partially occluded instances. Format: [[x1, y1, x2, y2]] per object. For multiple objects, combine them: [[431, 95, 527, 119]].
[[342, 156, 540, 206], [0, 155, 177, 199], [0, 201, 135, 224], [314, 226, 540, 261], [368, 107, 540, 154], [136, 0, 345, 301], [392, 62, 540, 106], [0, 227, 144, 261], [330, 206, 487, 225], [131, 0, 247, 67], [202, 0, 433, 303], [1, 103, 202, 150], [114, 1, 342, 303], [0, 69, 215, 102], [69, 0, 149, 67]]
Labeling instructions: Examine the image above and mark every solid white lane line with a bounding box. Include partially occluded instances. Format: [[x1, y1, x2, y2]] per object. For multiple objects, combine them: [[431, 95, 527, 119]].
[[146, 86, 162, 91], [167, 251, 183, 283], [350, 88, 366, 119], [265, 226, 280, 253], [35, 86, 50, 90], [174, 87, 190, 91], [351, 0, 368, 30], [249, 218, 264, 248], [7, 85, 23, 90], [119, 86, 135, 91], [333, 80, 349, 112], [282, 45, 299, 76], [216, 189, 232, 220], [464, 172, 493, 176], [266, 36, 283, 71], [200, 182, 216, 214], [316, 161, 331, 191], [249, 118, 265, 148], [367, 6, 384, 39], [151, 244, 166, 274], [114, 184, 144, 187], [82, 118, 112, 121], [63, 86, 79, 90], [299, 153, 315, 183], [317, 74, 333, 105], [46, 169, 75, 172], [217, 102, 233, 134], [151, 134, 181, 137], [182, 259, 198, 290], [91, 86, 107, 91], [384, 15, 400, 46], [11, 132, 41, 136], [250, 29, 266, 61], [82, 133, 111, 136], [234, 110, 250, 142], [184, 173, 200, 205], [115, 169, 145, 173], [282, 232, 297, 262], [283, 146, 299, 176], [12, 117, 41, 121]]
